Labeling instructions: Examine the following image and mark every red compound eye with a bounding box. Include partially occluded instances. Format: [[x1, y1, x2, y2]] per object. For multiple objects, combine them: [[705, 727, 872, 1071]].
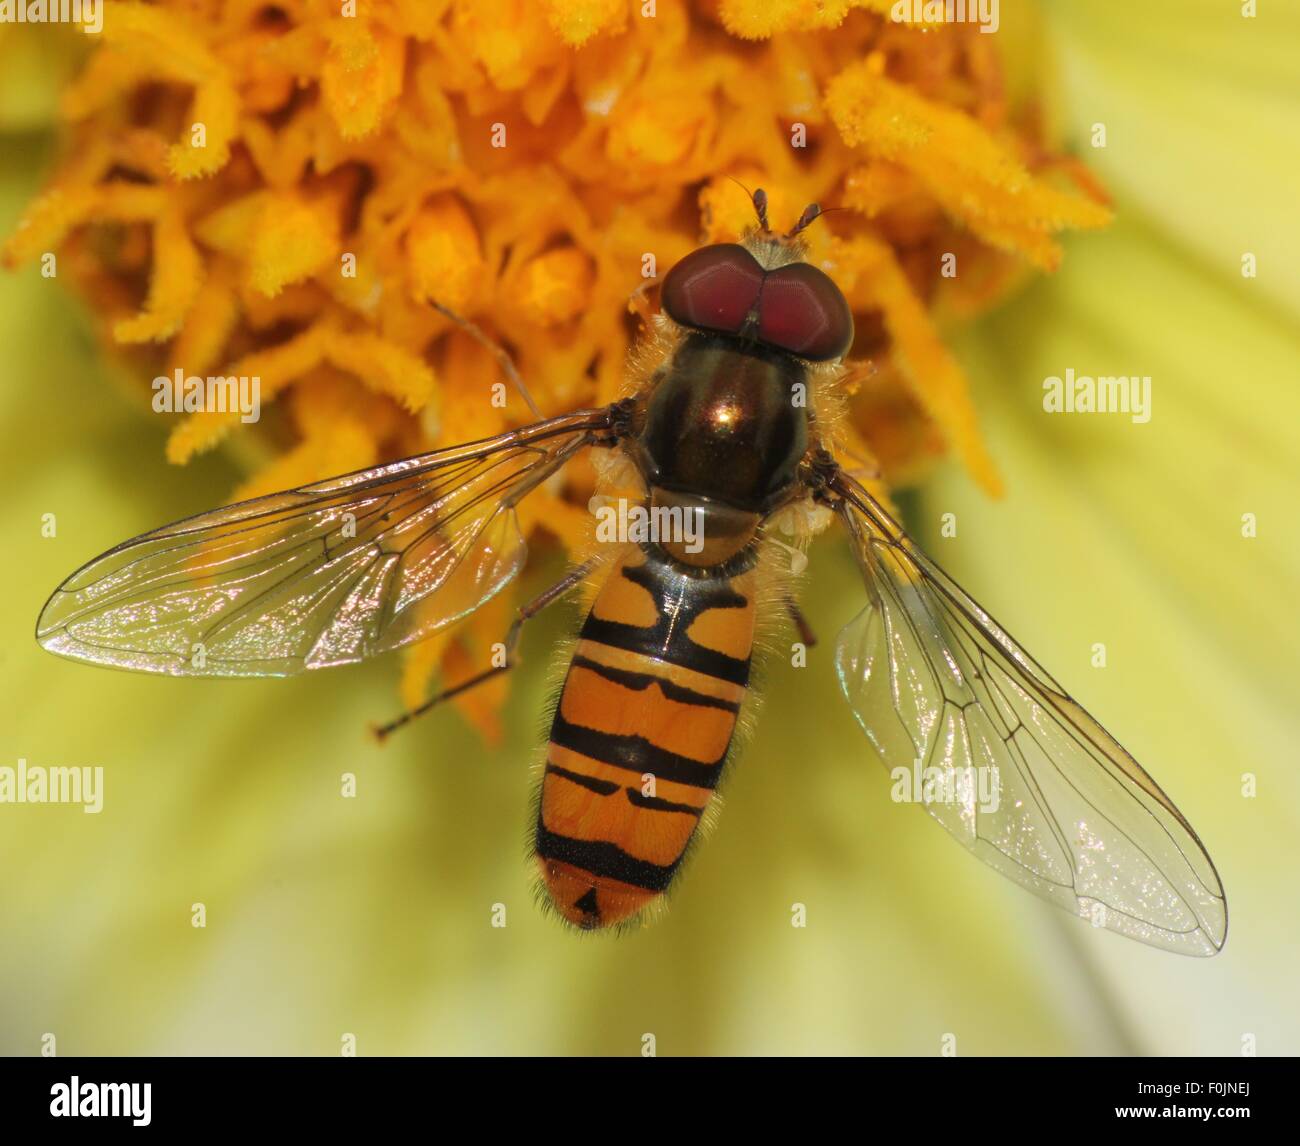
[[756, 262, 854, 362], [660, 243, 765, 337], [662, 243, 854, 362]]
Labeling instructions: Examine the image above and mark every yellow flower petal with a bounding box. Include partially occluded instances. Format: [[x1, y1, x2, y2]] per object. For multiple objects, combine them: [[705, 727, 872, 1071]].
[[515, 247, 593, 327], [247, 192, 340, 298], [2, 181, 164, 268], [719, 0, 860, 39], [322, 328, 436, 413], [827, 57, 1111, 270], [165, 322, 329, 463], [835, 232, 1003, 495], [451, 0, 564, 91], [229, 374, 396, 501], [165, 78, 239, 180], [321, 19, 405, 140], [113, 208, 203, 343], [406, 195, 487, 313], [1044, 0, 1300, 320], [99, 3, 240, 179], [400, 594, 514, 745], [542, 0, 627, 47], [165, 260, 238, 378], [605, 85, 713, 169]]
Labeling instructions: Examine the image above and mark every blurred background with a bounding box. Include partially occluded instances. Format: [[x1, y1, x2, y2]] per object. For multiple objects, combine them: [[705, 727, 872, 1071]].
[[1, 1, 1298, 1055]]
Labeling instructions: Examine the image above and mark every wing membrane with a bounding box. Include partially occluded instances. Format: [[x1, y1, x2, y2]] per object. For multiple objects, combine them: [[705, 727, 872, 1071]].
[[830, 471, 1227, 956], [37, 410, 609, 677]]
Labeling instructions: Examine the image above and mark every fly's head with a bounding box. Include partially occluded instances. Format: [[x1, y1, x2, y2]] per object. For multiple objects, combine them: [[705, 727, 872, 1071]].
[[659, 188, 854, 364]]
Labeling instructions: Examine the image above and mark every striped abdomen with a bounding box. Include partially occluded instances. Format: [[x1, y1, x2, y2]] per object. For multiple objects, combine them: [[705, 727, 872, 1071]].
[[535, 544, 757, 929]]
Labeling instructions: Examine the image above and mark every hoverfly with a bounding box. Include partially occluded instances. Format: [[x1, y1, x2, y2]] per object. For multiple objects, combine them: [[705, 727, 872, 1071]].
[[37, 190, 1227, 953]]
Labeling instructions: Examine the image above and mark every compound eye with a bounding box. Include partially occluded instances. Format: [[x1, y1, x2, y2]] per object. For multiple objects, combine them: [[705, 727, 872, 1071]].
[[661, 243, 765, 337], [757, 262, 854, 361]]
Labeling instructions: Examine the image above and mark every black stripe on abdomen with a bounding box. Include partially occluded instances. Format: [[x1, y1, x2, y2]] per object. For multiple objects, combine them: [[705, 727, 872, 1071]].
[[535, 824, 679, 892], [626, 788, 704, 817], [545, 763, 619, 796], [578, 551, 753, 686], [568, 654, 741, 713], [550, 711, 725, 789]]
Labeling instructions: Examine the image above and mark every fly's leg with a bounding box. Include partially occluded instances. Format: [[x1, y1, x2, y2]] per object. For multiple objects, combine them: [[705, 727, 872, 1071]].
[[427, 298, 543, 420], [371, 558, 600, 743], [786, 597, 817, 648]]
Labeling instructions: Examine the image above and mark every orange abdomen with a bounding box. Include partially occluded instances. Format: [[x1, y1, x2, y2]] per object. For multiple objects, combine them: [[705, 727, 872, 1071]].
[[535, 544, 757, 928]]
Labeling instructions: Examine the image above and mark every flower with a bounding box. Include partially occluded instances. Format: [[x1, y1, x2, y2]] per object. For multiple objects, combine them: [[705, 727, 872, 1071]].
[[3, 0, 1107, 735], [4, 1, 1291, 1056], [918, 0, 1300, 1053]]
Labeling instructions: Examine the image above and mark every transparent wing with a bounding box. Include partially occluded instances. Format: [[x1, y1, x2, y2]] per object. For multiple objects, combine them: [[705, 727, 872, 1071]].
[[830, 471, 1227, 956], [37, 410, 610, 677]]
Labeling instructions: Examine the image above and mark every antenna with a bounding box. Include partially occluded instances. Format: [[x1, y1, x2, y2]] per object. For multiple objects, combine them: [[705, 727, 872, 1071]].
[[785, 203, 822, 239]]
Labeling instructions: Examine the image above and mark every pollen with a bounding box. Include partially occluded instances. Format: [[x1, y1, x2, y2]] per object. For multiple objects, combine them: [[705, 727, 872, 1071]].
[[4, 3, 1109, 737]]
